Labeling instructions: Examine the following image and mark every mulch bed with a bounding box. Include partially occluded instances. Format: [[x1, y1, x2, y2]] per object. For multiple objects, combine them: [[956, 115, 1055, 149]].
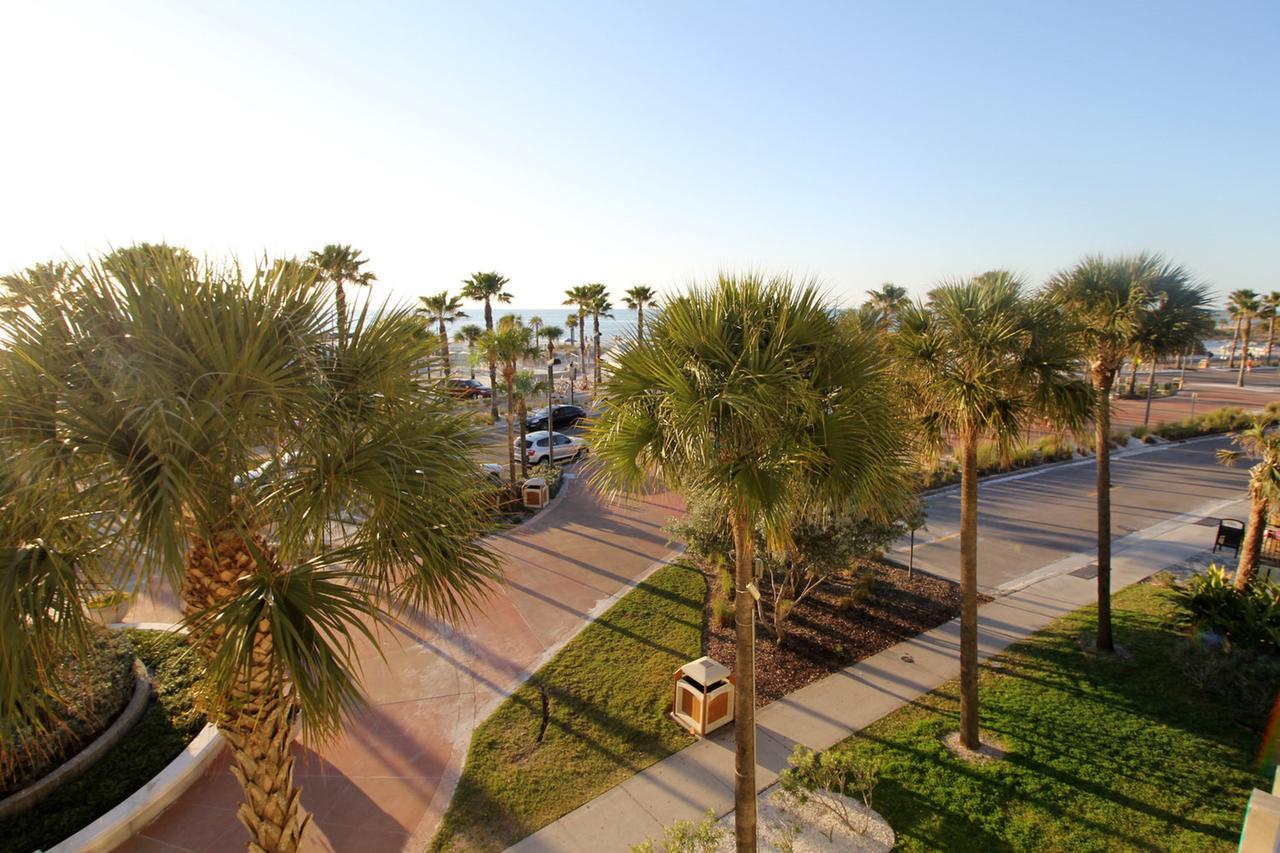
[[701, 560, 986, 706]]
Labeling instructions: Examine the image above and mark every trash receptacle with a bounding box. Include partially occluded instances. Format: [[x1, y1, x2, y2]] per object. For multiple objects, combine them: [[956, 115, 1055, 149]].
[[522, 477, 549, 509], [672, 656, 734, 736]]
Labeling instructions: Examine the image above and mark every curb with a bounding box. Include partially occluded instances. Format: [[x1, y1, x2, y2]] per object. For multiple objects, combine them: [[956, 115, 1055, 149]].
[[48, 723, 225, 853], [0, 659, 151, 820]]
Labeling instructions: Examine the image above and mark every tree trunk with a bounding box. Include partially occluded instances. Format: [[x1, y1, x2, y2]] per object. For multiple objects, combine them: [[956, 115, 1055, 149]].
[[182, 530, 309, 853], [1239, 317, 1253, 388], [1236, 472, 1266, 590], [518, 398, 529, 479], [958, 433, 981, 751], [334, 283, 348, 351], [637, 304, 645, 341], [438, 319, 450, 378], [1094, 372, 1116, 653], [486, 300, 499, 423], [593, 311, 602, 385], [1228, 319, 1241, 369], [1126, 359, 1139, 397], [505, 367, 518, 495], [1268, 316, 1277, 366], [1143, 358, 1157, 426], [730, 504, 757, 852], [578, 308, 587, 368]]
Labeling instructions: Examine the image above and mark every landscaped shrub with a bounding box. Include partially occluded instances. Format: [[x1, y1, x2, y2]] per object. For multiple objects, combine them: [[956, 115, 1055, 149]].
[[526, 461, 564, 498], [1167, 564, 1280, 652], [1035, 433, 1076, 462], [711, 596, 734, 629], [1154, 406, 1253, 441], [0, 627, 135, 795]]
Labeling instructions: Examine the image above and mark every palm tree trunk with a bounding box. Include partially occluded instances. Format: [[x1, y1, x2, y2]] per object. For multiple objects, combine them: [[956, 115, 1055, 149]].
[[486, 300, 499, 423], [637, 304, 645, 341], [1268, 315, 1276, 366], [593, 311, 601, 385], [335, 283, 348, 351], [578, 308, 587, 369], [958, 432, 981, 750], [1239, 317, 1253, 388], [182, 531, 309, 853], [1126, 359, 1139, 397], [1237, 473, 1266, 590], [438, 319, 450, 378], [1143, 357, 1157, 426], [1228, 319, 1241, 369], [504, 367, 517, 495], [1094, 373, 1115, 652], [730, 502, 757, 852], [518, 398, 529, 479]]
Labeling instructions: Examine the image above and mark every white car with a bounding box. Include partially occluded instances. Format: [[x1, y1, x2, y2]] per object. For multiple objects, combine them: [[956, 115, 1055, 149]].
[[514, 430, 587, 466]]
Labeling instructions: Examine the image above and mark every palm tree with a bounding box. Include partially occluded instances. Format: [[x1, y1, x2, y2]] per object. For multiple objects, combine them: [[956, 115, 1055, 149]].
[[101, 242, 198, 281], [461, 272, 514, 422], [1045, 254, 1183, 653], [566, 312, 578, 348], [563, 285, 591, 371], [590, 273, 912, 851], [0, 261, 82, 324], [584, 283, 612, 385], [1262, 293, 1280, 366], [419, 291, 468, 378], [529, 315, 544, 349], [306, 244, 376, 350], [1232, 290, 1261, 387], [622, 285, 657, 340], [864, 282, 909, 330], [0, 249, 499, 852], [453, 323, 484, 380], [510, 370, 551, 479], [1127, 276, 1214, 425], [477, 324, 540, 492], [1217, 418, 1280, 589], [897, 272, 1089, 748], [542, 325, 564, 361]]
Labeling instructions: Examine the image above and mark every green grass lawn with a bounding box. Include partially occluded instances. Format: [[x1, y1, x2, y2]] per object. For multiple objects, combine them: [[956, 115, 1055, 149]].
[[429, 561, 705, 852], [828, 579, 1278, 852], [2, 630, 205, 853]]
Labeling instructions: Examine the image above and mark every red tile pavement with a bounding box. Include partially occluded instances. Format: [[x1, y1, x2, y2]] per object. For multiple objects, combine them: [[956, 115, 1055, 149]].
[[115, 475, 684, 853]]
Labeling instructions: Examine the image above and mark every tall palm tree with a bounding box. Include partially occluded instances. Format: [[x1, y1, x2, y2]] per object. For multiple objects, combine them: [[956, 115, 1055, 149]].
[[510, 370, 551, 479], [1232, 290, 1261, 387], [453, 323, 484, 380], [1045, 254, 1183, 653], [566, 312, 578, 348], [0, 249, 499, 852], [622, 285, 657, 340], [477, 324, 540, 492], [1262, 293, 1280, 366], [461, 272, 514, 422], [864, 282, 909, 330], [306, 244, 376, 350], [586, 285, 613, 385], [542, 325, 564, 361], [1128, 276, 1214, 424], [590, 273, 912, 851], [419, 291, 468, 377], [528, 315, 544, 350], [563, 285, 591, 371], [1217, 418, 1280, 589], [897, 272, 1090, 748]]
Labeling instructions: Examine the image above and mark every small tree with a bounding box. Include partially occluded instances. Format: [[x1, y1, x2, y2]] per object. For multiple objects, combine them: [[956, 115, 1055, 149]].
[[419, 291, 468, 377], [453, 323, 484, 380], [1217, 418, 1280, 589], [510, 370, 550, 479], [477, 325, 539, 492]]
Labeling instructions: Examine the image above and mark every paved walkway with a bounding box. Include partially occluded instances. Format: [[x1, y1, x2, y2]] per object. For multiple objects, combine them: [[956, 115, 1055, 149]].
[[117, 474, 684, 852], [510, 495, 1246, 851]]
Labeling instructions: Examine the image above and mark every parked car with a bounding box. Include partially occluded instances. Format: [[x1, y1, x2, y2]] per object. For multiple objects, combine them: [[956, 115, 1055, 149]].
[[448, 378, 492, 399], [525, 404, 588, 431], [513, 431, 587, 466], [479, 463, 505, 486]]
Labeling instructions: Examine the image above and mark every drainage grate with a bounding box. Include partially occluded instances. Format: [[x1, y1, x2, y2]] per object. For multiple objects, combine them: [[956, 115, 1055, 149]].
[[1069, 563, 1099, 579]]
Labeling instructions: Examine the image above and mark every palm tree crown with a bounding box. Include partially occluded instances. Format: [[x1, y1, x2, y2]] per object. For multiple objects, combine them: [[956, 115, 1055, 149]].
[[622, 285, 657, 340], [1217, 418, 1280, 589], [461, 271, 514, 421], [419, 291, 468, 375]]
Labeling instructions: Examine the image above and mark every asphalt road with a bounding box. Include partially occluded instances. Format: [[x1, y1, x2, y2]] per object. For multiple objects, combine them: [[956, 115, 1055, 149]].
[[901, 435, 1250, 592]]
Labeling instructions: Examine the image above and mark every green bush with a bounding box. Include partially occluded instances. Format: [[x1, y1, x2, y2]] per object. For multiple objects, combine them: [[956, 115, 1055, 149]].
[[711, 596, 734, 630], [1, 628, 135, 794], [1154, 406, 1251, 442], [526, 461, 564, 498], [1167, 564, 1280, 652], [1035, 433, 1076, 462]]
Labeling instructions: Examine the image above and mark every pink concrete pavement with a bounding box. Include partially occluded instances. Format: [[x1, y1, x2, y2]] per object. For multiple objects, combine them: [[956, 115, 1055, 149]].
[[115, 474, 684, 853]]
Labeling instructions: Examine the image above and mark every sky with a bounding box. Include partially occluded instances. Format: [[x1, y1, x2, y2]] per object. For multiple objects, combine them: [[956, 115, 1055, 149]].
[[2, 1, 1277, 309]]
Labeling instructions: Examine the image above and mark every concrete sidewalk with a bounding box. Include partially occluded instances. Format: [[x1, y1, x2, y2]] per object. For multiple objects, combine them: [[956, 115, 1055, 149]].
[[509, 497, 1247, 852]]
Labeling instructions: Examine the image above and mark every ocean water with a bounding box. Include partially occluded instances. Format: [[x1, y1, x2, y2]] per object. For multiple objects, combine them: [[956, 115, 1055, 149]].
[[485, 307, 639, 344]]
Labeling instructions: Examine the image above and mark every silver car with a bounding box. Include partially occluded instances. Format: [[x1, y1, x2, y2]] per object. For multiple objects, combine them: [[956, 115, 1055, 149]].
[[513, 430, 587, 466]]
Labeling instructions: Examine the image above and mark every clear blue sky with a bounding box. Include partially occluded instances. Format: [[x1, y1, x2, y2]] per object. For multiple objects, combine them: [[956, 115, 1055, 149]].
[[2, 1, 1276, 308]]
